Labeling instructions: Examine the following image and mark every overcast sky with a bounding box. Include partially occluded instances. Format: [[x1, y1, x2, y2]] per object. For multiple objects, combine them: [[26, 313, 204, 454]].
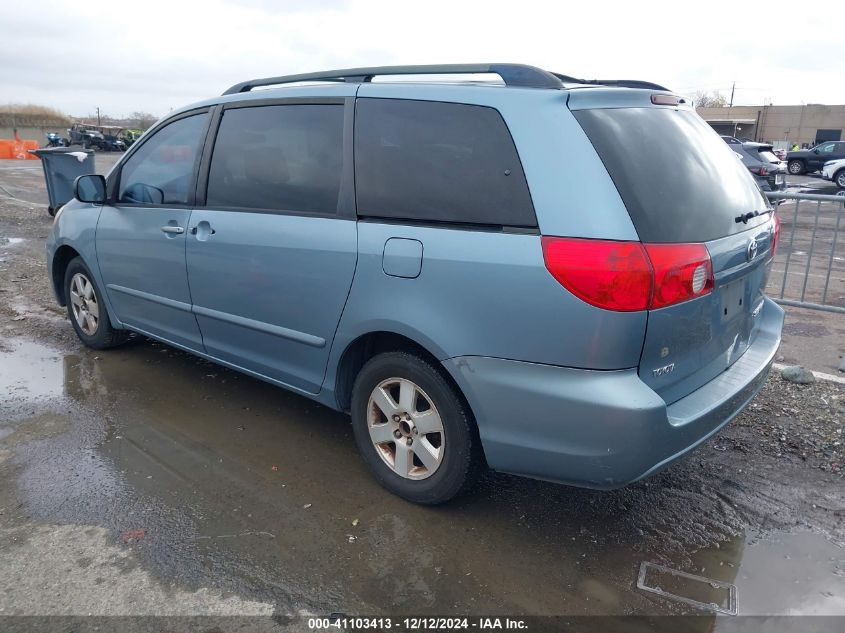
[[1, 0, 839, 119]]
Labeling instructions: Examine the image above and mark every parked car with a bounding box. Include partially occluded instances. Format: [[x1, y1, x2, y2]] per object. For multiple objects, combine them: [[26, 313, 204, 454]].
[[67, 124, 106, 150], [786, 140, 845, 175], [46, 64, 783, 504], [729, 141, 787, 192], [101, 133, 127, 152], [68, 124, 128, 152], [822, 158, 845, 189]]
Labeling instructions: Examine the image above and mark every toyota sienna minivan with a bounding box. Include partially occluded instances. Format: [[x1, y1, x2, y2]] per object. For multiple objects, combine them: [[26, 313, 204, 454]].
[[47, 64, 783, 504]]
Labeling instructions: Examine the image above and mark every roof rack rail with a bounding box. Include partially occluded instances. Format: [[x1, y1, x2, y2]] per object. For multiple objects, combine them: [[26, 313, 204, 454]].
[[552, 74, 670, 91], [222, 64, 564, 95]]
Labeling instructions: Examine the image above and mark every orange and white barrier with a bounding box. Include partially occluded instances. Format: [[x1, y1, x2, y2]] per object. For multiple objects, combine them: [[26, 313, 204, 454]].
[[0, 130, 40, 159]]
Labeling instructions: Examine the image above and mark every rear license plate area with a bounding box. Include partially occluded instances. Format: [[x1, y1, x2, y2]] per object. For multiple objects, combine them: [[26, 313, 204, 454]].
[[775, 174, 784, 185], [720, 277, 746, 322], [719, 276, 751, 365]]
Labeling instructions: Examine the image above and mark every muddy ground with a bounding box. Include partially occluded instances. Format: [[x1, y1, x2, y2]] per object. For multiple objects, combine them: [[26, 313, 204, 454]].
[[0, 156, 843, 629]]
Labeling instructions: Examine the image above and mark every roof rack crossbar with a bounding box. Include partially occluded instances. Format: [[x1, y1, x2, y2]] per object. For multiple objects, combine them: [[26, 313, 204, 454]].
[[223, 64, 564, 95], [552, 74, 670, 91]]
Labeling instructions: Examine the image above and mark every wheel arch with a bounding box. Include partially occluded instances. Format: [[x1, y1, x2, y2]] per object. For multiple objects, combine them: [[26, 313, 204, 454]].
[[51, 244, 82, 306], [333, 330, 472, 420]]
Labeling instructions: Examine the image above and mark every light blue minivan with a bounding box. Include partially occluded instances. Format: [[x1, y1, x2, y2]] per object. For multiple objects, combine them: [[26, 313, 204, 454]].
[[47, 64, 783, 504]]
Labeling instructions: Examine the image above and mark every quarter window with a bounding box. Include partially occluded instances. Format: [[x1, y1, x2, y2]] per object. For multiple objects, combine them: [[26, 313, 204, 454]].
[[206, 105, 344, 215], [118, 113, 208, 205], [354, 98, 536, 228]]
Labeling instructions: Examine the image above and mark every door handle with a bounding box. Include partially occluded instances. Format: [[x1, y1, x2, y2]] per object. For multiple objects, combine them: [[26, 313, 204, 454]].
[[190, 221, 216, 240], [160, 226, 185, 235]]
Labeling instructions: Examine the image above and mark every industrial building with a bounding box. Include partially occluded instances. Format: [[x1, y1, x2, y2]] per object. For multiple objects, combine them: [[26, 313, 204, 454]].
[[697, 104, 845, 149]]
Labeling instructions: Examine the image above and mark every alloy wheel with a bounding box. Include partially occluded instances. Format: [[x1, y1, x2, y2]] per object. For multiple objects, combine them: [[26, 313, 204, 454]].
[[69, 272, 99, 336], [367, 377, 445, 480]]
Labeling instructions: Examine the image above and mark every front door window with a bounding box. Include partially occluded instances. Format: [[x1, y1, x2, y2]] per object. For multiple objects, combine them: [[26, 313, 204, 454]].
[[118, 114, 208, 205]]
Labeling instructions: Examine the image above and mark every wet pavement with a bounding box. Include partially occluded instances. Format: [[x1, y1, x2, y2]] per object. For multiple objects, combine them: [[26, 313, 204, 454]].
[[1, 335, 844, 622], [0, 155, 844, 627]]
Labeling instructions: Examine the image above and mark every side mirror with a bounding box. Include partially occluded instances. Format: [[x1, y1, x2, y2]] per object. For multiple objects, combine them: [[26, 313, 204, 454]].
[[813, 148, 820, 154], [121, 182, 164, 205], [74, 174, 106, 203]]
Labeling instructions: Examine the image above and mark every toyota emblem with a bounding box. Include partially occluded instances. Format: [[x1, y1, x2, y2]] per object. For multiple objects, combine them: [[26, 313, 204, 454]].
[[747, 237, 759, 261]]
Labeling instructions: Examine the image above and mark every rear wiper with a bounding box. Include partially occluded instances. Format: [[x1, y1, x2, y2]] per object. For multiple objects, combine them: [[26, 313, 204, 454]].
[[735, 208, 773, 224]]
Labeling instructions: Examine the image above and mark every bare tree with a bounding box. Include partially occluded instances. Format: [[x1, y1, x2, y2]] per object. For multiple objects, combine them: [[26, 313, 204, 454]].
[[128, 111, 158, 130], [692, 90, 728, 108]]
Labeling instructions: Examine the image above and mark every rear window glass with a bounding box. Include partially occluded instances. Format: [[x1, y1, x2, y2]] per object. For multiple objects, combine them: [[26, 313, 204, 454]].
[[355, 98, 536, 228], [574, 108, 769, 243], [756, 149, 780, 163], [207, 104, 343, 214]]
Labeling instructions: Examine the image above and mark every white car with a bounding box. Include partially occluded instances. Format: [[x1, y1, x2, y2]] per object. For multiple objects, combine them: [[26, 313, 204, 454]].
[[822, 158, 845, 189]]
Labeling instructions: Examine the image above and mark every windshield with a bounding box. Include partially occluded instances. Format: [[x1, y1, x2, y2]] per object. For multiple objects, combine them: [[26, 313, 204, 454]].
[[573, 107, 769, 243]]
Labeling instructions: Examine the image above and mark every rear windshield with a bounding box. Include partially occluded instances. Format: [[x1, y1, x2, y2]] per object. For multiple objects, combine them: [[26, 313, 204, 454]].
[[756, 148, 781, 163], [573, 107, 769, 243]]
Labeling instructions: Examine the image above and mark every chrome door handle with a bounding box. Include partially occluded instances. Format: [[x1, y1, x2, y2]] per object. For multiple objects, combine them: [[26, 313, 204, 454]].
[[161, 226, 185, 234]]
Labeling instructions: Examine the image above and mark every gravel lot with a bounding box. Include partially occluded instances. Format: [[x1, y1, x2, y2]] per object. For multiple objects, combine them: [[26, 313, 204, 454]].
[[0, 155, 843, 627]]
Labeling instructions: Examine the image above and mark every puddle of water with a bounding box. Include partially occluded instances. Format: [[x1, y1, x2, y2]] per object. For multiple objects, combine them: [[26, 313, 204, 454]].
[[0, 237, 25, 247], [688, 532, 845, 618], [737, 533, 845, 616], [0, 339, 65, 399]]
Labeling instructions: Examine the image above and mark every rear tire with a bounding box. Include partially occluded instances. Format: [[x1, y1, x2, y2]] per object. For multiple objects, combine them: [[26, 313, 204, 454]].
[[787, 159, 805, 175], [350, 351, 482, 504], [63, 257, 129, 349]]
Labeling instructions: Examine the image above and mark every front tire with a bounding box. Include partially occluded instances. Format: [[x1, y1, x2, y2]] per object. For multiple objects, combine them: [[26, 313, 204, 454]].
[[788, 159, 805, 175], [835, 170, 845, 190], [64, 257, 128, 349], [350, 351, 482, 504]]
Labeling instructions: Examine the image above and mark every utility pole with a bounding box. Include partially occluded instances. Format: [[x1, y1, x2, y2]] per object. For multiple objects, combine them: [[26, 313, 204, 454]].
[[96, 107, 101, 126], [729, 82, 735, 108]]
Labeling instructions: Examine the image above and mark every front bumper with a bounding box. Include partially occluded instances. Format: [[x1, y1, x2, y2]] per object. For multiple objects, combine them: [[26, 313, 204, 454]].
[[443, 297, 784, 489]]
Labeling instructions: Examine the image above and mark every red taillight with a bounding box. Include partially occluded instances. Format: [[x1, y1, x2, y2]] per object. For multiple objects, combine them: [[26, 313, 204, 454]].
[[541, 237, 714, 312], [771, 214, 781, 256], [541, 237, 652, 311], [643, 243, 714, 309], [758, 166, 768, 176]]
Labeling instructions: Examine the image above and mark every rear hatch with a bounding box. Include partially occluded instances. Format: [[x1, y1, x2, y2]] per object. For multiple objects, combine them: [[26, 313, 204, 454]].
[[572, 98, 777, 404]]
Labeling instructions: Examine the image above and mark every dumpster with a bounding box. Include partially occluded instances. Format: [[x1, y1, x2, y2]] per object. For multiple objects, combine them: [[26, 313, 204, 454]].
[[28, 146, 96, 216]]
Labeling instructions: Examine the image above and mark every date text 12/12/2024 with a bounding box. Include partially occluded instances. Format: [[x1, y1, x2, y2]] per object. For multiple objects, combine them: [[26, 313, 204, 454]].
[[308, 617, 528, 630]]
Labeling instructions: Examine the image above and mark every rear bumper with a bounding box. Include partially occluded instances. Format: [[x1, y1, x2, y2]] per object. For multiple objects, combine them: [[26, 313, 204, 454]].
[[758, 174, 786, 191], [443, 297, 784, 489]]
